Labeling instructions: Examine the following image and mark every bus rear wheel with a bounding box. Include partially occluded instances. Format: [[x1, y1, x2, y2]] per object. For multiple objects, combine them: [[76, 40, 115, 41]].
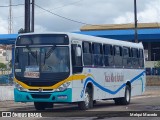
[[34, 102, 53, 110], [78, 87, 93, 110], [114, 85, 131, 105]]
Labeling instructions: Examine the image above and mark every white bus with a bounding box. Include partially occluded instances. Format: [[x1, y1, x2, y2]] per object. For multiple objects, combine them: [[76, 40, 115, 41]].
[[14, 32, 146, 110]]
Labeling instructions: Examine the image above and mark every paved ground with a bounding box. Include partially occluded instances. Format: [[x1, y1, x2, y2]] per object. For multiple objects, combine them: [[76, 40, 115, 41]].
[[0, 86, 160, 119]]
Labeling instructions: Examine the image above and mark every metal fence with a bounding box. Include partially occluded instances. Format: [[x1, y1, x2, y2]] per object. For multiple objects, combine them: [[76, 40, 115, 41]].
[[0, 74, 13, 85], [146, 68, 160, 76]]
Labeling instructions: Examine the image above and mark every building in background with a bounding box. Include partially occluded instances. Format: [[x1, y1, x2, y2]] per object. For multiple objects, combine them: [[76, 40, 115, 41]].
[[77, 23, 160, 68], [0, 45, 12, 64]]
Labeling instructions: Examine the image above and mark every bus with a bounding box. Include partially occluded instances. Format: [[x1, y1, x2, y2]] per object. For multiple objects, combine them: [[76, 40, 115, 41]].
[[14, 32, 146, 110]]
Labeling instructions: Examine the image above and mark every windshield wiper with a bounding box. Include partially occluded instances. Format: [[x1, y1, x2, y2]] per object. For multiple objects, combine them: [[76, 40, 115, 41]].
[[26, 46, 38, 65], [44, 45, 56, 64]]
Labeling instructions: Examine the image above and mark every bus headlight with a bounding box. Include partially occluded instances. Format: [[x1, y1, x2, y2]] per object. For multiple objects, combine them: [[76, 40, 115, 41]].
[[56, 81, 71, 92], [15, 83, 28, 92]]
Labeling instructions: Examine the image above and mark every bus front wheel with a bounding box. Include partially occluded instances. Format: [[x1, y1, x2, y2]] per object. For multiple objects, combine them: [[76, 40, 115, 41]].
[[78, 87, 93, 110]]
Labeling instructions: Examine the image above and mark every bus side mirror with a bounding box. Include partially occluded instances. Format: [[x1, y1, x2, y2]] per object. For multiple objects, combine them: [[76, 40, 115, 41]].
[[76, 47, 81, 57]]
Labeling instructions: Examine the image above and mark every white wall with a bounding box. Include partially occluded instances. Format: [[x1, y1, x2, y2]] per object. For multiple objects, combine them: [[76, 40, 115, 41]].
[[0, 86, 14, 101], [145, 61, 156, 68], [0, 50, 11, 64]]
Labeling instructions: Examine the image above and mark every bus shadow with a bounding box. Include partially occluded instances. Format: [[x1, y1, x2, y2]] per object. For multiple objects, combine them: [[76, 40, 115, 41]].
[[8, 102, 108, 111], [8, 101, 139, 112]]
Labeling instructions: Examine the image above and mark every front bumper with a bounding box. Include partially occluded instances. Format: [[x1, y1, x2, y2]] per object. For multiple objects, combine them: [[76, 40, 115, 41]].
[[14, 88, 72, 102]]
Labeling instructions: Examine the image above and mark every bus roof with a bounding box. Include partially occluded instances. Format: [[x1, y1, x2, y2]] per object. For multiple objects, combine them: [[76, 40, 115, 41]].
[[18, 32, 143, 49], [68, 33, 143, 49]]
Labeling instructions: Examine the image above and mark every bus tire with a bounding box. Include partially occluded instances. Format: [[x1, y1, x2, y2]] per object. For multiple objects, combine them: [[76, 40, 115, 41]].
[[115, 85, 131, 105], [34, 102, 46, 110], [122, 85, 131, 105], [93, 100, 96, 105], [45, 102, 54, 108], [78, 87, 93, 110], [114, 98, 121, 105]]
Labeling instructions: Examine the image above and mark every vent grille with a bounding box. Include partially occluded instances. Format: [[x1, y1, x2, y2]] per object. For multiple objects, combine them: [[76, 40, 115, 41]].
[[31, 94, 51, 99]]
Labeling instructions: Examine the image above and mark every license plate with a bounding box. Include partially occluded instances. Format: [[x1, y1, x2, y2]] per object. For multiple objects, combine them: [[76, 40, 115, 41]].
[[24, 72, 40, 78]]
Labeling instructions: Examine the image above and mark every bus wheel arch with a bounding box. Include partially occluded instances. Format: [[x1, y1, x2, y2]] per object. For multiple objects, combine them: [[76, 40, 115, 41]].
[[78, 82, 94, 110], [126, 81, 131, 91]]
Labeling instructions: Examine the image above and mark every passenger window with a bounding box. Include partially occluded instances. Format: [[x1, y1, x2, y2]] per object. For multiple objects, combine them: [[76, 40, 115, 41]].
[[103, 44, 114, 66], [123, 47, 132, 68], [123, 47, 130, 58], [139, 49, 144, 68], [104, 44, 113, 55], [132, 48, 138, 58], [83, 42, 91, 53], [115, 46, 120, 55], [139, 49, 144, 58], [131, 48, 139, 68], [83, 42, 92, 66], [114, 46, 122, 67], [92, 43, 103, 66]]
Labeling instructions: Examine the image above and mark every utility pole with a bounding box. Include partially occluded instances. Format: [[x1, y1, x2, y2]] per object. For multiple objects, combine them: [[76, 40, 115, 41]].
[[25, 0, 31, 33], [8, 0, 13, 34], [8, 0, 13, 80], [31, 0, 35, 32], [134, 0, 138, 43]]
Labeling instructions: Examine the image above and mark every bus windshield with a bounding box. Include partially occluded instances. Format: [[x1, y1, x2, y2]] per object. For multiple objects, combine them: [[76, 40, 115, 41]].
[[15, 46, 70, 79]]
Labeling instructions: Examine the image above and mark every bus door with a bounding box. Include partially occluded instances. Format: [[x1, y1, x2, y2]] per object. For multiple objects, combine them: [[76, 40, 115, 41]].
[[71, 40, 83, 74]]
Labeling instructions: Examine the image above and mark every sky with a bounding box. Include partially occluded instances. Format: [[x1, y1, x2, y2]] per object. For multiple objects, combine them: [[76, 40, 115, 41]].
[[0, 0, 160, 34]]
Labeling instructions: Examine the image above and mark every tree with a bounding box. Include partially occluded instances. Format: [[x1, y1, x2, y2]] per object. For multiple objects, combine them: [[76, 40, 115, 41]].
[[154, 61, 160, 68], [0, 63, 7, 74], [0, 63, 7, 70]]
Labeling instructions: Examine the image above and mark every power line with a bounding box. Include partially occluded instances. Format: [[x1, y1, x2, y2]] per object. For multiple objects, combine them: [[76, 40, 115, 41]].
[[2, 0, 83, 20], [34, 4, 134, 28], [1, 1, 136, 29], [32, 0, 83, 17], [48, 0, 83, 11], [0, 3, 24, 7], [8, 0, 14, 34], [10, 2, 133, 28], [35, 4, 90, 25], [7, 0, 83, 19]]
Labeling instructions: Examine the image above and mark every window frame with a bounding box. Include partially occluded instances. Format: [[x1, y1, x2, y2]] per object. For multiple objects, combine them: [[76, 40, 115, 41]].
[[131, 48, 139, 58], [82, 41, 92, 66], [103, 44, 113, 56], [123, 46, 130, 58], [139, 49, 144, 58], [113, 45, 123, 67], [114, 46, 122, 56], [92, 42, 103, 66], [82, 41, 92, 54]]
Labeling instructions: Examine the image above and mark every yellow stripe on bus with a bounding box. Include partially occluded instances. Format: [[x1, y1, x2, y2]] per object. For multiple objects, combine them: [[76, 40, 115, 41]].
[[14, 74, 93, 90]]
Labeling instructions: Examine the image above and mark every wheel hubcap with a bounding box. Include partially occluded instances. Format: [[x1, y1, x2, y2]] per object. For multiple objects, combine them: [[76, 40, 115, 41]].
[[126, 89, 130, 102], [85, 92, 90, 107]]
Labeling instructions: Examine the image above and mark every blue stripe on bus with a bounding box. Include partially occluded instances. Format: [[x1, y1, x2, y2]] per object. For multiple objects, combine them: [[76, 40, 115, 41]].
[[80, 71, 145, 98]]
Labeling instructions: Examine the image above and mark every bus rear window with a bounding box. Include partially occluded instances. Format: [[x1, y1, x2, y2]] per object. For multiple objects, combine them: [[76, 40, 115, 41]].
[[16, 34, 69, 46]]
